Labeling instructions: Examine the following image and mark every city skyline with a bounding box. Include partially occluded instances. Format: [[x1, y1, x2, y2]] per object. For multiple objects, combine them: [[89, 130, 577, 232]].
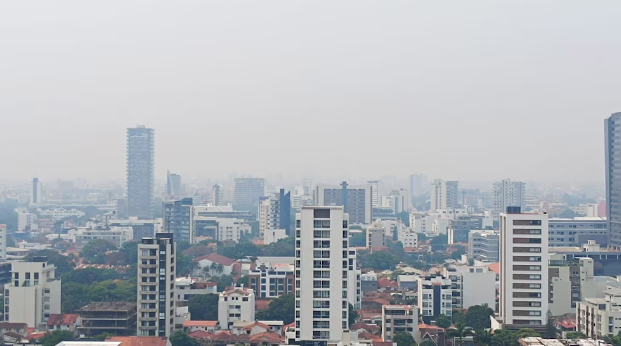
[[1, 1, 620, 182]]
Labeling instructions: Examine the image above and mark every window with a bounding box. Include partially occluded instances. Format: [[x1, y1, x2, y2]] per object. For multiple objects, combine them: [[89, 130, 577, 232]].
[[313, 291, 330, 298], [343, 220, 348, 228], [513, 220, 542, 226]]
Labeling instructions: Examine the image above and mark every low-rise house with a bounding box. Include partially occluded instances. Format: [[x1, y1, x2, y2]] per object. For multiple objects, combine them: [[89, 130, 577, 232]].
[[183, 321, 219, 333], [195, 253, 236, 277], [257, 321, 284, 335], [231, 320, 269, 336], [2, 332, 23, 344], [0, 322, 29, 336], [47, 314, 81, 334]]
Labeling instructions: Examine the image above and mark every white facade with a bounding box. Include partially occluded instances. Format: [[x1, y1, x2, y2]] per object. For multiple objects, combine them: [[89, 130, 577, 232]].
[[430, 180, 459, 211], [577, 284, 621, 338], [418, 276, 453, 323], [69, 226, 133, 249], [295, 206, 349, 342], [218, 288, 255, 330], [37, 207, 85, 221], [0, 224, 6, 260], [347, 249, 362, 310], [263, 228, 287, 245], [368, 180, 383, 208], [17, 212, 37, 232], [366, 222, 386, 250], [492, 179, 526, 217], [217, 218, 251, 242], [444, 265, 496, 309], [499, 210, 549, 327], [137, 234, 176, 337], [398, 230, 418, 248], [4, 260, 62, 330], [382, 305, 418, 342], [467, 230, 500, 263]]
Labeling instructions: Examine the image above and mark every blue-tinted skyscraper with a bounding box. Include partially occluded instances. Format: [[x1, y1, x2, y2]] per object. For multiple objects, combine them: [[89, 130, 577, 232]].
[[605, 113, 621, 249], [127, 126, 154, 219]]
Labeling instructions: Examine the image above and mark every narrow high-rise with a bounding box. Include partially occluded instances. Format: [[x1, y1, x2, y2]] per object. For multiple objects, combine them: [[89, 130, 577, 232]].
[[430, 179, 459, 211], [259, 189, 292, 238], [295, 206, 349, 342], [127, 126, 154, 219], [30, 178, 42, 207], [606, 113, 621, 249], [212, 184, 223, 206], [137, 233, 176, 337], [492, 179, 526, 217], [498, 207, 549, 329], [166, 171, 181, 197], [233, 178, 265, 212]]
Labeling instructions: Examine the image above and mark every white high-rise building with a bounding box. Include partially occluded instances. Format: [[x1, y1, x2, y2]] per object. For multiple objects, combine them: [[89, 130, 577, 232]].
[[137, 233, 176, 337], [492, 179, 526, 217], [314, 182, 372, 224], [498, 208, 549, 328], [367, 180, 383, 208], [430, 180, 459, 211], [4, 259, 62, 330], [218, 287, 255, 329], [382, 305, 418, 342], [295, 206, 349, 342]]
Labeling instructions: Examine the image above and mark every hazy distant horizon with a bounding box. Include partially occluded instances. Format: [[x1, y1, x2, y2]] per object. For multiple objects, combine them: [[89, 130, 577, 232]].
[[1, 1, 619, 182]]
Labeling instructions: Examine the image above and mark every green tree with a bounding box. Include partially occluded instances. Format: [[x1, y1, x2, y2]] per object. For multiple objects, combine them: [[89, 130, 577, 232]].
[[93, 333, 116, 341], [473, 329, 493, 346], [447, 322, 473, 346], [417, 233, 427, 242], [62, 268, 119, 285], [212, 274, 234, 291], [170, 330, 199, 346], [361, 251, 400, 270], [349, 230, 367, 247], [492, 329, 518, 346], [566, 332, 587, 339], [260, 237, 295, 256], [435, 314, 452, 329], [544, 310, 556, 338], [464, 304, 494, 330], [40, 330, 74, 346], [603, 332, 621, 346], [236, 275, 250, 287], [349, 303, 358, 326], [119, 241, 139, 264], [266, 294, 295, 324], [176, 254, 194, 276], [516, 328, 540, 339], [188, 294, 219, 320], [451, 245, 466, 260], [420, 341, 435, 346], [396, 212, 410, 227], [393, 332, 416, 346], [25, 249, 75, 275], [82, 239, 116, 264]]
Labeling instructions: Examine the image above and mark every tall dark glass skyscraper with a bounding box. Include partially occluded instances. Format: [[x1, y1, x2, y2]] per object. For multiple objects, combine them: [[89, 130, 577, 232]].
[[127, 126, 154, 219], [605, 113, 621, 249]]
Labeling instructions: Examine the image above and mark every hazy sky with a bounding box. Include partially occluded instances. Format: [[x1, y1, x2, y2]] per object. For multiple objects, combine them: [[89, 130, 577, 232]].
[[1, 1, 619, 183]]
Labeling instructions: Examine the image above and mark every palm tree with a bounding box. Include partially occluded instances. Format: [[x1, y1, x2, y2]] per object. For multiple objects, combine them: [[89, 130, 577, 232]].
[[473, 329, 493, 346], [215, 263, 224, 274], [210, 262, 218, 275], [447, 322, 474, 346]]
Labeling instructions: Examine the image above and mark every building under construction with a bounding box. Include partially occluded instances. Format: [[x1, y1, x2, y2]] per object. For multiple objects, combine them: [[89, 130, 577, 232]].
[[76, 302, 137, 337]]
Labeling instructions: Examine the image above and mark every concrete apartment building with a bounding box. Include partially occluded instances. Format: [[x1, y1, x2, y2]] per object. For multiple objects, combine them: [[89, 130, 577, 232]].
[[218, 288, 256, 330], [430, 180, 459, 211], [249, 263, 295, 298], [77, 302, 138, 337], [127, 126, 154, 219], [314, 182, 372, 224], [606, 112, 621, 249], [577, 282, 621, 338], [467, 230, 500, 263], [4, 259, 62, 330], [258, 189, 291, 239], [163, 198, 194, 243], [366, 222, 386, 250], [295, 206, 350, 342], [69, 227, 134, 249], [548, 217, 608, 247], [166, 171, 182, 197], [212, 184, 224, 206], [137, 233, 176, 337], [498, 207, 549, 330], [418, 276, 453, 323], [109, 218, 156, 240], [492, 179, 526, 217], [233, 178, 265, 213], [381, 305, 418, 342], [444, 264, 496, 310], [347, 248, 362, 310]]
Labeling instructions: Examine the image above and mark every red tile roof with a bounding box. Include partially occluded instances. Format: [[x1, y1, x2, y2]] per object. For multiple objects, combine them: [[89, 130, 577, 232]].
[[47, 314, 79, 326], [351, 322, 380, 334], [189, 331, 215, 340], [489, 262, 500, 274], [374, 342, 395, 346], [107, 336, 169, 346], [249, 332, 282, 343], [358, 332, 382, 341], [194, 253, 235, 266], [419, 323, 443, 330], [183, 321, 218, 328], [377, 278, 398, 288], [244, 321, 270, 330], [25, 332, 46, 340]]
